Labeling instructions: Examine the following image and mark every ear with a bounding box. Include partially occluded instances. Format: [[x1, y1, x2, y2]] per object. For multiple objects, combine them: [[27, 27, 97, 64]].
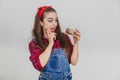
[[39, 21, 43, 26]]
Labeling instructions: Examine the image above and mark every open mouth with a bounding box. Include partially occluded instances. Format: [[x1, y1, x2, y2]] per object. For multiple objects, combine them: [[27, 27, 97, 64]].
[[50, 28, 56, 32]]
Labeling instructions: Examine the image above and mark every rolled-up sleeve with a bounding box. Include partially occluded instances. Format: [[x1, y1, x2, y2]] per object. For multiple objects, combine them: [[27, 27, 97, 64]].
[[29, 40, 44, 71]]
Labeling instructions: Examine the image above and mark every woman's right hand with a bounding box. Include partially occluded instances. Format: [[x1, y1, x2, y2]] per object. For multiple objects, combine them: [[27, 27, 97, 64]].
[[46, 28, 56, 45]]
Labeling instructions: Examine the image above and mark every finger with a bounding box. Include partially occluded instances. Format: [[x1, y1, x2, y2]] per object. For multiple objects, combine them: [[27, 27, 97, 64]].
[[51, 32, 57, 36], [73, 34, 79, 38], [74, 31, 80, 36], [74, 28, 80, 34], [53, 33, 57, 35], [46, 28, 50, 36], [73, 35, 80, 40], [53, 35, 56, 40], [76, 28, 80, 32], [50, 32, 56, 40], [75, 29, 80, 33], [74, 31, 80, 34], [53, 33, 57, 40]]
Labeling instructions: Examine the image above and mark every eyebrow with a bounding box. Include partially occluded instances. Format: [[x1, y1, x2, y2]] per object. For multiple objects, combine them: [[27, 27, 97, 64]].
[[47, 17, 58, 20], [47, 18, 53, 19]]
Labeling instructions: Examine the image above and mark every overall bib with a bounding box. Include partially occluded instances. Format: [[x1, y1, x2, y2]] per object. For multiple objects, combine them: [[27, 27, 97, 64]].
[[39, 48, 72, 80]]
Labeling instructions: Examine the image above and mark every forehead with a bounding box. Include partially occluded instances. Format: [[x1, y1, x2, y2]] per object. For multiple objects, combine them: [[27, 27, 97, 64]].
[[44, 12, 57, 19]]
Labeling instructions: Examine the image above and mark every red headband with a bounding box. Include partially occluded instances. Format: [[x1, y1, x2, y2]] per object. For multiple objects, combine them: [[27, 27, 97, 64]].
[[37, 6, 52, 18]]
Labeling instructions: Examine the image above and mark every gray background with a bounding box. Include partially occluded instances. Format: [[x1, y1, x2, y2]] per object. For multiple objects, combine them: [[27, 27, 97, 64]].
[[0, 0, 120, 80]]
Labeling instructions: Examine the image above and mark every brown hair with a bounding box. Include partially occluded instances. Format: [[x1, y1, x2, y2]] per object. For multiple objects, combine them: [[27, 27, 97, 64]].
[[32, 7, 72, 56]]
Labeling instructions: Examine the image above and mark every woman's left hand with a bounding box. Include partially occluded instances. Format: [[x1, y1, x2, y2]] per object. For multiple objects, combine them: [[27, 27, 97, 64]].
[[73, 29, 81, 44]]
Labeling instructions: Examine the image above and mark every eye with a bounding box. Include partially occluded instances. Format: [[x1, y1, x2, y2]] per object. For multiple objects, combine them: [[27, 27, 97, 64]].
[[48, 20, 53, 22]]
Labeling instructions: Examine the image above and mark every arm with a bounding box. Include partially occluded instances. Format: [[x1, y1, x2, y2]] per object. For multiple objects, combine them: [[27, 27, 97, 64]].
[[29, 40, 53, 71], [39, 28, 56, 67], [70, 29, 80, 66], [70, 43, 79, 66], [29, 29, 56, 71], [29, 41, 44, 71], [39, 43, 53, 67]]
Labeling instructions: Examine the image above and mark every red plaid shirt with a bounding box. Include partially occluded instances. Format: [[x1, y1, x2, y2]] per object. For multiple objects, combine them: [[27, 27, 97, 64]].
[[29, 34, 73, 71]]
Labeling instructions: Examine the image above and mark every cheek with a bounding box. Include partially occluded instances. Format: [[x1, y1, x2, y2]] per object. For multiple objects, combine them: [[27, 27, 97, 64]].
[[43, 24, 51, 32], [44, 21, 51, 26], [44, 23, 52, 29], [43, 23, 49, 28]]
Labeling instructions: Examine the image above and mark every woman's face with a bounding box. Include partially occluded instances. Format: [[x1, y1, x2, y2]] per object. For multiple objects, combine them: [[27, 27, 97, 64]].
[[40, 12, 58, 33]]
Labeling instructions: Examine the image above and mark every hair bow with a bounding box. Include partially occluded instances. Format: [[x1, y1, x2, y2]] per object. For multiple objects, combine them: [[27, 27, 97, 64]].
[[37, 6, 52, 18]]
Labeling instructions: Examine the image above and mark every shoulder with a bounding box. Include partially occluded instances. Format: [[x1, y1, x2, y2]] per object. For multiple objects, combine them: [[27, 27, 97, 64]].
[[29, 38, 38, 48], [29, 38, 43, 52]]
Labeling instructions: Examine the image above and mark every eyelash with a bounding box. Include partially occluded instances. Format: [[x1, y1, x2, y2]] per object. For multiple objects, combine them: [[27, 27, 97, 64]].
[[48, 20, 52, 22], [48, 20, 58, 22]]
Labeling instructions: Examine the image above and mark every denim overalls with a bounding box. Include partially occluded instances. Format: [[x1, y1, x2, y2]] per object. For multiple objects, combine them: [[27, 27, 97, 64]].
[[39, 48, 72, 80]]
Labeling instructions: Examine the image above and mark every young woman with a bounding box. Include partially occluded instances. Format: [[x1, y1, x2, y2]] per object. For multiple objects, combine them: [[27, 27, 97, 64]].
[[29, 6, 80, 80]]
